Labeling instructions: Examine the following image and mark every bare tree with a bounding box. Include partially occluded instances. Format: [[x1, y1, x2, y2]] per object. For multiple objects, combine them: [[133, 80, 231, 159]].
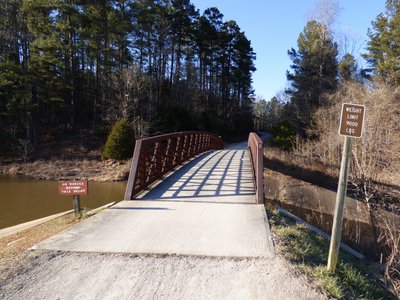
[[335, 28, 363, 59], [307, 0, 341, 64], [308, 0, 341, 29], [103, 65, 151, 138], [16, 139, 34, 164]]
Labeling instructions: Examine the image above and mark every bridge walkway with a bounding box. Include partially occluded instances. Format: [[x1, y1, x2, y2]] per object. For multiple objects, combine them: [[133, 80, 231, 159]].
[[34, 141, 274, 258]]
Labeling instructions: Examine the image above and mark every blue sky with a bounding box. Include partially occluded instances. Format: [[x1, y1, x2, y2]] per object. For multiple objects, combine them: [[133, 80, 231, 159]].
[[191, 0, 386, 101]]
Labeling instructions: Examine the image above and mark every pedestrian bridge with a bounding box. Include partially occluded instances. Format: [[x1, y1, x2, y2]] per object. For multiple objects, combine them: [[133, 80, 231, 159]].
[[125, 131, 264, 205], [35, 132, 274, 258]]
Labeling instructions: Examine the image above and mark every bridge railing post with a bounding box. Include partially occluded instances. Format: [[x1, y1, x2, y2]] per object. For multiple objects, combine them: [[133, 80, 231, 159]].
[[124, 139, 143, 200]]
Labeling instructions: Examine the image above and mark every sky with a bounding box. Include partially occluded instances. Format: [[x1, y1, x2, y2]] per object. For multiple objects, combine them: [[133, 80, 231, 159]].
[[190, 0, 387, 101]]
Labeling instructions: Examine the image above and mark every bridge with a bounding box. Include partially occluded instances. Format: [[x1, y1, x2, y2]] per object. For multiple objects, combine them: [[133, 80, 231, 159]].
[[35, 132, 274, 258]]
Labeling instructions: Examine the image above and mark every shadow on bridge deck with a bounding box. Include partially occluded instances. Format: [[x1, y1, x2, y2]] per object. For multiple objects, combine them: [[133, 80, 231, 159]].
[[138, 149, 256, 204]]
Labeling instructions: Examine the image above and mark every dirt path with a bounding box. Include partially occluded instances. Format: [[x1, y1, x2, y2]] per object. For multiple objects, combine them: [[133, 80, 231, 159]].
[[0, 251, 325, 300]]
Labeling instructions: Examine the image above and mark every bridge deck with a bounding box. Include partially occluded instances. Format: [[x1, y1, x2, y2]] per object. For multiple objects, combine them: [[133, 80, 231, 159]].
[[138, 148, 255, 204], [34, 144, 274, 258]]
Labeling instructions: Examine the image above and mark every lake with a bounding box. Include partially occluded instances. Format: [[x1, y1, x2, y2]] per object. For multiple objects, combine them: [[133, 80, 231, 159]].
[[0, 174, 126, 229]]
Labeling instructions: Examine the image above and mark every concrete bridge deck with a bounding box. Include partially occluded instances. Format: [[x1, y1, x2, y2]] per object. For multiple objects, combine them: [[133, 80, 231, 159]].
[[34, 143, 274, 258]]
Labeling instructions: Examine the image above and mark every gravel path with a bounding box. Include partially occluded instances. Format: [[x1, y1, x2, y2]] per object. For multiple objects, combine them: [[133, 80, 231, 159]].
[[0, 251, 325, 300]]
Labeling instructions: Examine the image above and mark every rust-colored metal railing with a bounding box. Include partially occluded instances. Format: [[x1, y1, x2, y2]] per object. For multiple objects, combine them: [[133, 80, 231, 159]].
[[124, 131, 224, 200], [248, 132, 264, 204]]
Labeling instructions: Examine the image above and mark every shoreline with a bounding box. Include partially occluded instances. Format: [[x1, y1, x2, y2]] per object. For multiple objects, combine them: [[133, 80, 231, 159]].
[[0, 158, 131, 182], [0, 201, 117, 239]]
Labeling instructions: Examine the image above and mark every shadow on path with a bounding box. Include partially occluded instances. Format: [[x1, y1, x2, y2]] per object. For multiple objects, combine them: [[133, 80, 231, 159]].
[[138, 149, 256, 204]]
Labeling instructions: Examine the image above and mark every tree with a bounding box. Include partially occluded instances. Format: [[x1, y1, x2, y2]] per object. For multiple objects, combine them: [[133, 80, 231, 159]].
[[363, 0, 400, 86], [0, 0, 257, 147], [169, 0, 198, 94], [22, 0, 71, 131], [253, 98, 268, 131], [286, 20, 338, 134], [103, 64, 151, 138], [0, 0, 31, 143], [102, 119, 135, 160], [338, 53, 358, 81]]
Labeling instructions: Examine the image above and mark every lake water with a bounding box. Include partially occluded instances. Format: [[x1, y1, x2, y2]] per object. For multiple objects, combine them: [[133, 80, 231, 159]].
[[0, 174, 126, 229]]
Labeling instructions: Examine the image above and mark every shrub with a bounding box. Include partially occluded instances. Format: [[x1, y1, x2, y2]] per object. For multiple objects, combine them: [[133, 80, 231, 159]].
[[271, 120, 296, 150], [101, 120, 135, 160]]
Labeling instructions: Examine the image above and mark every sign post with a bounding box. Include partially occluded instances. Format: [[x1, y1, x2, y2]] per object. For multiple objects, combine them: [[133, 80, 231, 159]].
[[327, 103, 365, 272], [58, 181, 88, 217]]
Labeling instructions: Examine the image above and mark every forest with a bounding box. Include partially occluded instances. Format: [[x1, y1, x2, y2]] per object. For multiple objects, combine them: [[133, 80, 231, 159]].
[[0, 0, 256, 153], [254, 0, 400, 206], [253, 0, 400, 294]]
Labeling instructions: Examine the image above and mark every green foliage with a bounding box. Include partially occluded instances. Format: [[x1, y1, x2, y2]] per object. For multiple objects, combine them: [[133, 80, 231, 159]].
[[286, 20, 338, 133], [338, 53, 358, 82], [155, 105, 196, 132], [271, 120, 296, 150], [101, 120, 135, 160], [254, 97, 284, 131], [230, 106, 254, 136], [363, 0, 400, 86], [0, 0, 256, 145], [270, 208, 392, 299]]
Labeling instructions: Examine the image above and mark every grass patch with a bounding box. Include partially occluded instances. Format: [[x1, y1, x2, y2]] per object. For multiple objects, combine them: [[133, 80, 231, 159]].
[[268, 205, 394, 299]]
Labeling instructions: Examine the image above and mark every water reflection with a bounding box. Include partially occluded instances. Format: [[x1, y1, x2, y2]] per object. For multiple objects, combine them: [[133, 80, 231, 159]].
[[0, 174, 126, 229]]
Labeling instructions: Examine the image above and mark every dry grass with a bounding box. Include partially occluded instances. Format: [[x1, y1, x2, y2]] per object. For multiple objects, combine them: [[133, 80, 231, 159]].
[[0, 213, 80, 282], [303, 81, 400, 191], [286, 80, 400, 297]]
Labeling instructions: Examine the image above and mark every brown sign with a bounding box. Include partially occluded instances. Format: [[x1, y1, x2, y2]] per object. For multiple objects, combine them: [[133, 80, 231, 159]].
[[58, 181, 88, 196], [339, 103, 366, 138]]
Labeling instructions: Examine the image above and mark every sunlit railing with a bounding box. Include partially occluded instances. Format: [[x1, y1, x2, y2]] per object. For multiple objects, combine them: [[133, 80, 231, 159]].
[[124, 131, 224, 200], [248, 132, 264, 204]]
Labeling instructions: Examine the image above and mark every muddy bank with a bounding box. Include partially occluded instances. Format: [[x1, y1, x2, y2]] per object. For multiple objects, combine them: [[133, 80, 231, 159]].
[[0, 159, 131, 182], [0, 132, 133, 182]]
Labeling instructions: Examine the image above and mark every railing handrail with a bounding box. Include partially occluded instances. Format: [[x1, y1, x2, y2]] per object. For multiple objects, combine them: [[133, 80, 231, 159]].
[[248, 132, 264, 204], [124, 131, 224, 200]]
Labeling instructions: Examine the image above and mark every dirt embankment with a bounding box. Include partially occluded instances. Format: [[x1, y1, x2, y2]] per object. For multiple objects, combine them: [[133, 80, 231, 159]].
[[0, 158, 130, 182], [0, 133, 131, 182]]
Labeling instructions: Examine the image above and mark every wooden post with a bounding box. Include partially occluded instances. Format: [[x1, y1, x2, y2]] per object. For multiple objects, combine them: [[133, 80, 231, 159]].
[[327, 136, 353, 272], [73, 195, 81, 217]]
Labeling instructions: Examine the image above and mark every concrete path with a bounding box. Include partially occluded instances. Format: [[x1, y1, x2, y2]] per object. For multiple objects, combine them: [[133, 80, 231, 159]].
[[34, 146, 274, 258]]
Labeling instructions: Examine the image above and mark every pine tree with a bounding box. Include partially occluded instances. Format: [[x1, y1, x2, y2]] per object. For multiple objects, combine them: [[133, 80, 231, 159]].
[[22, 0, 67, 128], [286, 20, 338, 133], [363, 0, 400, 86], [0, 0, 257, 143], [338, 53, 358, 82], [0, 0, 31, 142]]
